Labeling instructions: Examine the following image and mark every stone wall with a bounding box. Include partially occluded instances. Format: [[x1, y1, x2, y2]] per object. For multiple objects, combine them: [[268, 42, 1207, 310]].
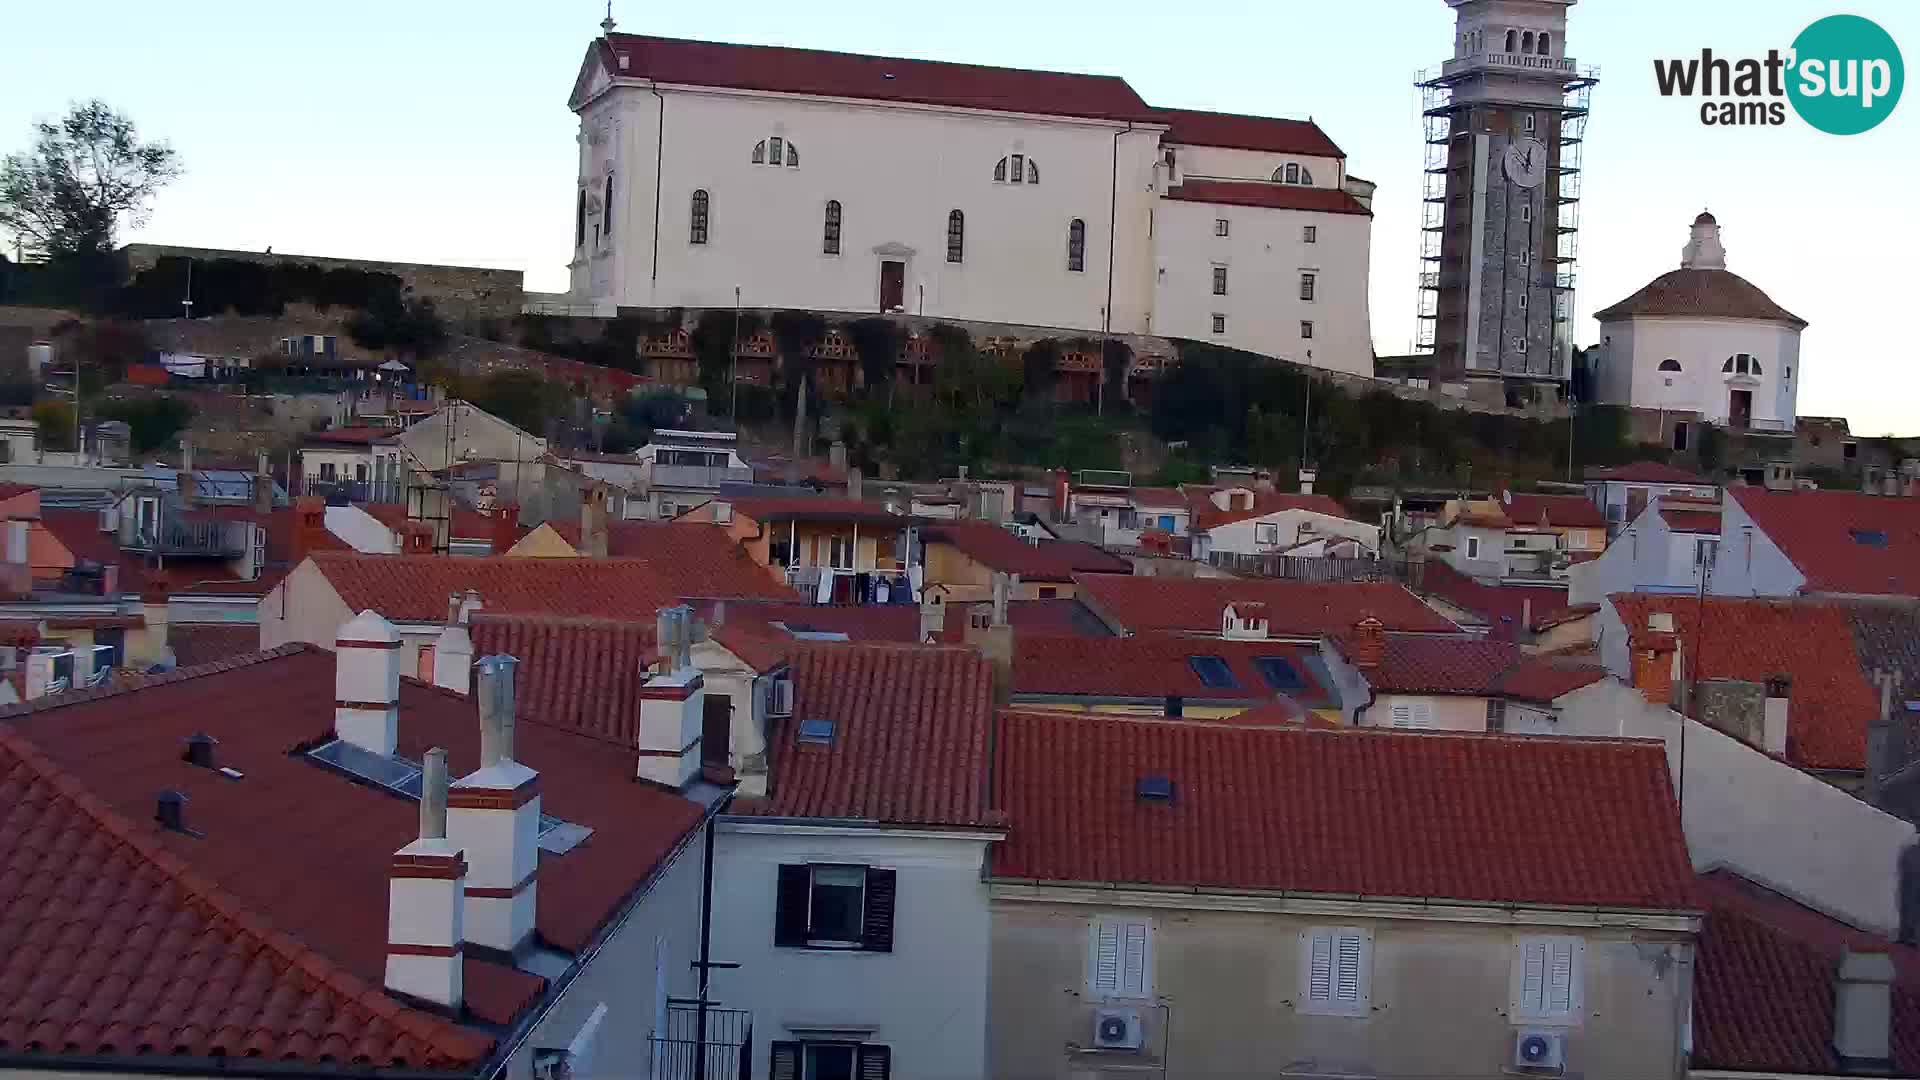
[[120, 244, 525, 320]]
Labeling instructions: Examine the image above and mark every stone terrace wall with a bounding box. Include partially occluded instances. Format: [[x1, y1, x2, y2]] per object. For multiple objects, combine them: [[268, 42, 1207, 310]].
[[121, 244, 525, 320]]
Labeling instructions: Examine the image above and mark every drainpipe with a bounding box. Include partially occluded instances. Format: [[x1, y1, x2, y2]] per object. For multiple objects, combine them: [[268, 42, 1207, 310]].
[[693, 815, 717, 1078], [650, 83, 665, 288]]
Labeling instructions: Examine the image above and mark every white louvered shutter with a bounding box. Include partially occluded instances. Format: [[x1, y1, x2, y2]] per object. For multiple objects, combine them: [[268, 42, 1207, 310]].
[[1121, 921, 1150, 997], [1520, 940, 1548, 1015], [1547, 940, 1576, 1016], [1307, 930, 1334, 1003], [1335, 932, 1364, 1005], [1389, 702, 1415, 728], [1090, 920, 1122, 995]]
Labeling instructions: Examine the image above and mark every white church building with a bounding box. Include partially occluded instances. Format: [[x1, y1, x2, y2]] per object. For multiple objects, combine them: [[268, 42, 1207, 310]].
[[563, 28, 1378, 376], [1589, 212, 1806, 432]]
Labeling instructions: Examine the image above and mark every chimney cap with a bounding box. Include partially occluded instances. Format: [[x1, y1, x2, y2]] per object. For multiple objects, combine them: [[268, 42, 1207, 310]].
[[182, 732, 217, 769]]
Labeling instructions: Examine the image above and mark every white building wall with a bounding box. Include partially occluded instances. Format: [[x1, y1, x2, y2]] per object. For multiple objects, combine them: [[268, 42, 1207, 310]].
[[1171, 144, 1343, 188], [323, 505, 400, 553], [1705, 494, 1805, 598], [1199, 509, 1380, 559], [502, 820, 710, 1080], [1152, 197, 1372, 375], [709, 823, 995, 1080], [300, 447, 374, 483], [1595, 316, 1802, 428], [1566, 502, 1709, 606], [1361, 693, 1488, 731]]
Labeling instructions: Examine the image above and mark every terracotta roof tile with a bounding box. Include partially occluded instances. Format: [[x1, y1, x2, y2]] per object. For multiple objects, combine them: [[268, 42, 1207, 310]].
[[937, 598, 1113, 643], [1074, 574, 1458, 637], [1609, 594, 1878, 770], [736, 643, 996, 827], [602, 34, 1157, 123], [1191, 492, 1354, 531], [1365, 634, 1608, 703], [1661, 508, 1722, 534], [1163, 179, 1372, 216], [309, 551, 793, 624], [923, 520, 1129, 581], [1013, 633, 1332, 707], [724, 602, 925, 643], [303, 426, 396, 447], [469, 615, 658, 749], [1505, 493, 1607, 530], [0, 713, 490, 1069], [1153, 108, 1343, 157], [1586, 461, 1714, 485], [1595, 268, 1807, 327], [1415, 563, 1590, 641], [1693, 871, 1920, 1074], [991, 711, 1698, 909], [1732, 487, 1920, 596]]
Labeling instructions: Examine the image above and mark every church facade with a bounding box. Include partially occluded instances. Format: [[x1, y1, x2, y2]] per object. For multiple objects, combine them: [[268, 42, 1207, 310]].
[[564, 32, 1377, 376]]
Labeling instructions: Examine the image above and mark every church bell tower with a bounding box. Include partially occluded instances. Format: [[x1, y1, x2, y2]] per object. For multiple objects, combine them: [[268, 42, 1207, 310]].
[[1416, 0, 1596, 406]]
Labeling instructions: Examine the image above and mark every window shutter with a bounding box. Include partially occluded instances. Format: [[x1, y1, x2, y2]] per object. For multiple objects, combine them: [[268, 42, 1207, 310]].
[[1307, 930, 1334, 1002], [770, 1041, 800, 1080], [1520, 940, 1548, 1014], [1121, 920, 1150, 996], [774, 864, 810, 947], [1389, 702, 1415, 728], [861, 867, 896, 953], [1547, 940, 1575, 1015], [1090, 920, 1122, 995], [1335, 932, 1364, 1004], [857, 1044, 892, 1080]]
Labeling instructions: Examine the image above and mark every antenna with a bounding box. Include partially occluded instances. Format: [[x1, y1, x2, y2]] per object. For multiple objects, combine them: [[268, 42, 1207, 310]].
[[600, 0, 616, 35]]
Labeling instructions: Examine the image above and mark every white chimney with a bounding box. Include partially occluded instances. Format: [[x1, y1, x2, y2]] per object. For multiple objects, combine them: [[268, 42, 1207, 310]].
[[1763, 675, 1791, 757], [25, 648, 73, 699], [1834, 948, 1896, 1069], [433, 592, 480, 695], [448, 655, 540, 952], [386, 747, 465, 1010], [5, 520, 27, 565], [335, 610, 401, 755], [637, 606, 705, 789]]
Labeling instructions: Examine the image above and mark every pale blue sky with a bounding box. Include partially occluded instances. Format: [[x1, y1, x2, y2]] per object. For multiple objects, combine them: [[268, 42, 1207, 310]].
[[4, 1, 1915, 434]]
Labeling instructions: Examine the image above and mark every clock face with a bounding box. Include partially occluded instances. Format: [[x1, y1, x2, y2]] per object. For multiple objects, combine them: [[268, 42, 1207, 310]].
[[1503, 138, 1549, 189]]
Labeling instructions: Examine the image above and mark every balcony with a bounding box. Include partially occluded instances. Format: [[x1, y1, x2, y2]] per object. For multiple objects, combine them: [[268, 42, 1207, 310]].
[[649, 463, 754, 491], [127, 517, 246, 557], [1440, 51, 1580, 79], [646, 1002, 751, 1080], [785, 564, 915, 606], [305, 478, 407, 505]]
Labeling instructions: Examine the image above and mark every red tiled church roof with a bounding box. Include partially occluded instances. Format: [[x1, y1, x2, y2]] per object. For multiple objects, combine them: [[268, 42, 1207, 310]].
[[1595, 268, 1807, 328], [1153, 108, 1344, 157], [1163, 179, 1371, 216], [1732, 487, 1920, 597], [991, 711, 1698, 910], [1074, 574, 1458, 637]]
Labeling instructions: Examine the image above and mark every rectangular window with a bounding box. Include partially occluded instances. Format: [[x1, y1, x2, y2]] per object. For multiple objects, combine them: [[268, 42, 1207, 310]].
[[1212, 266, 1228, 296], [1518, 292, 1529, 311], [1303, 225, 1318, 244], [1009, 153, 1025, 184], [1256, 523, 1280, 545], [1214, 218, 1230, 237], [829, 534, 855, 570], [1521, 202, 1533, 224], [1088, 917, 1152, 998], [1253, 656, 1304, 691], [1300, 320, 1314, 339], [1520, 246, 1533, 266], [770, 1041, 891, 1080], [1486, 698, 1507, 732], [1211, 313, 1226, 335], [1523, 112, 1537, 133], [1299, 272, 1316, 301], [774, 863, 897, 951], [1299, 927, 1370, 1016], [1187, 655, 1237, 689], [1513, 936, 1583, 1022], [1465, 535, 1482, 560]]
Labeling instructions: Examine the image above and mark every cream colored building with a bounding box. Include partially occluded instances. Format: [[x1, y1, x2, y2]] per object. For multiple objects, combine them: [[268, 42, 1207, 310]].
[[563, 29, 1376, 375]]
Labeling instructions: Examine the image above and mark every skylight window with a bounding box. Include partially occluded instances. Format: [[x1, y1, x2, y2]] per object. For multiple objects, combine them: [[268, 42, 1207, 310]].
[[1253, 656, 1305, 691], [305, 739, 592, 854], [1851, 528, 1890, 547], [1187, 655, 1237, 690], [1136, 776, 1175, 802], [798, 718, 836, 743]]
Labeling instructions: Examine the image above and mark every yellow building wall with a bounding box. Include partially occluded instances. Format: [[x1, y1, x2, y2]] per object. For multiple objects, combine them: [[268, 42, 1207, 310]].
[[504, 523, 585, 558]]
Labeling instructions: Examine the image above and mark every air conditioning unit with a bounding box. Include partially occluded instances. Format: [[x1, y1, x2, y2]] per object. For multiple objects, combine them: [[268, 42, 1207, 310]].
[[1091, 1008, 1143, 1051], [1512, 1028, 1566, 1071], [769, 677, 794, 717]]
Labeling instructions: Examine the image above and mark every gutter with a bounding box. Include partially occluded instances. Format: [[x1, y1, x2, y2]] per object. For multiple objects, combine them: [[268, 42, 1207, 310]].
[[650, 82, 666, 286]]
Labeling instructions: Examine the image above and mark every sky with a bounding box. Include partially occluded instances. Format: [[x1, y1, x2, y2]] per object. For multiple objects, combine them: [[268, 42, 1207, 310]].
[[4, 0, 1916, 434]]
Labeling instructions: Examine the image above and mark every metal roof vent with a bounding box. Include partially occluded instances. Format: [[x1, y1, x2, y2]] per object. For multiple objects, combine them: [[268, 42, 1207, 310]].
[[182, 732, 216, 769], [1136, 776, 1175, 804], [154, 789, 198, 835]]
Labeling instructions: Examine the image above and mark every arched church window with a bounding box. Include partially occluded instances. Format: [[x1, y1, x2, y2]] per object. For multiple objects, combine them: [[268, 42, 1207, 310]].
[[603, 173, 614, 235], [947, 210, 965, 263], [1067, 218, 1086, 272], [1749, 357, 1762, 375], [752, 140, 766, 164], [786, 142, 799, 167], [575, 189, 586, 248], [1538, 31, 1552, 55], [690, 190, 710, 245], [1659, 359, 1681, 372], [1027, 159, 1040, 184], [1522, 31, 1534, 53], [823, 200, 842, 255], [994, 157, 1007, 182], [1299, 166, 1313, 184], [768, 136, 783, 165], [1284, 163, 1301, 184], [1010, 154, 1025, 184], [1506, 28, 1518, 53]]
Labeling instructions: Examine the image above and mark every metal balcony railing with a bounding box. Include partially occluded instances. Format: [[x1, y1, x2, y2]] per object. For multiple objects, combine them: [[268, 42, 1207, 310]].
[[128, 517, 245, 556], [649, 463, 754, 490], [647, 1003, 751, 1080], [304, 478, 407, 504]]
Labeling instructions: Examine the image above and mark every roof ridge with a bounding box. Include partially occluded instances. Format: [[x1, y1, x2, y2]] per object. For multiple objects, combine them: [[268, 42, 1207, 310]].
[[999, 707, 1661, 749], [607, 30, 1140, 86], [0, 643, 315, 720], [0, 723, 490, 1062]]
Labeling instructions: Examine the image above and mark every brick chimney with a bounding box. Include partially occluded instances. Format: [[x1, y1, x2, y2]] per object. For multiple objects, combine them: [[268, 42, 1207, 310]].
[[965, 573, 1016, 707], [335, 610, 401, 755], [637, 606, 706, 789], [1348, 615, 1386, 670], [399, 521, 433, 555], [253, 449, 274, 516], [491, 503, 520, 555], [1834, 947, 1896, 1072], [448, 655, 540, 952], [1762, 674, 1791, 757], [385, 747, 465, 1011], [1631, 634, 1679, 707], [579, 487, 609, 558], [291, 496, 327, 566]]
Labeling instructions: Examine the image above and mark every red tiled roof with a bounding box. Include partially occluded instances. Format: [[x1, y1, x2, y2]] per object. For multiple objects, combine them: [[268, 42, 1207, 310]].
[[1163, 179, 1372, 216], [37, 507, 306, 598], [1127, 486, 1188, 509], [936, 598, 1113, 643], [735, 643, 996, 827], [991, 711, 1698, 909], [1191, 492, 1355, 531], [1153, 107, 1343, 157], [0, 483, 37, 502], [1013, 634, 1332, 707], [1586, 461, 1714, 485], [725, 602, 925, 643], [0, 646, 707, 1045], [303, 426, 395, 446], [545, 519, 778, 586], [0, 724, 492, 1069], [1732, 487, 1920, 597], [167, 624, 262, 667], [308, 551, 793, 623], [1210, 698, 1338, 729], [1609, 594, 1878, 770], [1661, 507, 1722, 534], [1595, 268, 1807, 328], [1415, 562, 1590, 642], [1074, 574, 1459, 637], [470, 615, 657, 749], [1505, 493, 1607, 530], [1365, 634, 1608, 703], [1693, 870, 1920, 1075], [601, 34, 1157, 123], [923, 520, 1130, 581], [707, 622, 792, 674]]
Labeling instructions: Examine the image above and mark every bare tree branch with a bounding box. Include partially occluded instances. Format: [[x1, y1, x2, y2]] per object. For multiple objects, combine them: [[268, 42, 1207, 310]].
[[0, 99, 180, 260]]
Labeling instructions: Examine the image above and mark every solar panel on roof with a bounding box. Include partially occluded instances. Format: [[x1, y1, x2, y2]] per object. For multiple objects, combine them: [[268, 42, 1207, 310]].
[[1187, 655, 1237, 689]]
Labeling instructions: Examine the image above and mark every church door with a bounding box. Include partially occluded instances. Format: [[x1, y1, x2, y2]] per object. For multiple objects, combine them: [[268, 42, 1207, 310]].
[[879, 261, 905, 312], [1728, 389, 1753, 430]]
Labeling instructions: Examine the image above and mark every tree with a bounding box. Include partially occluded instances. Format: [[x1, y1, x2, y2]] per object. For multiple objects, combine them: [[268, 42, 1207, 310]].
[[32, 400, 75, 452], [0, 101, 180, 260], [95, 395, 193, 454]]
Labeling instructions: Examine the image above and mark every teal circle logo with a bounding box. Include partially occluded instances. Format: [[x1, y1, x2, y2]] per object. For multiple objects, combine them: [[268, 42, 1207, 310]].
[[1788, 15, 1903, 134]]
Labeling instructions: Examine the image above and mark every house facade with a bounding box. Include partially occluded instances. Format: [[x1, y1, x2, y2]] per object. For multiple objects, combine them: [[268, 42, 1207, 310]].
[[564, 31, 1375, 376]]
